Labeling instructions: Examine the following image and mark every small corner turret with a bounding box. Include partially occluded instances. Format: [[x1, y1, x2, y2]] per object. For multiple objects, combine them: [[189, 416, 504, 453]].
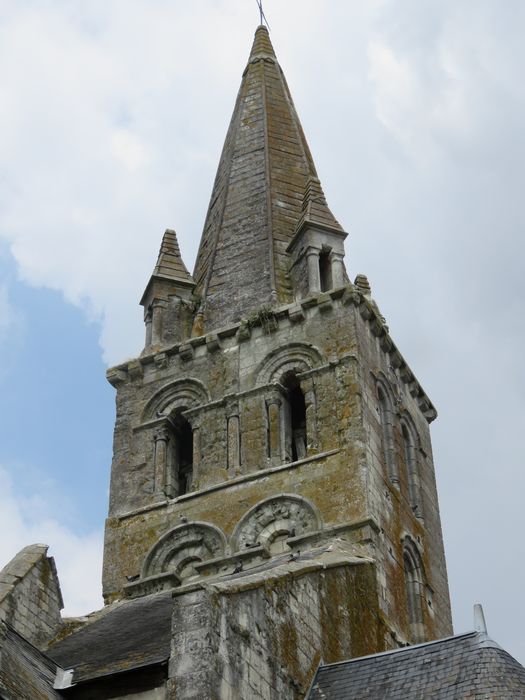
[[140, 229, 195, 351], [287, 177, 348, 298]]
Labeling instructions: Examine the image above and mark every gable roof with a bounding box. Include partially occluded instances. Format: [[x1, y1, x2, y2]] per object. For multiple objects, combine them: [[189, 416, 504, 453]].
[[0, 621, 62, 699], [306, 631, 525, 699], [48, 592, 173, 685], [192, 25, 341, 331]]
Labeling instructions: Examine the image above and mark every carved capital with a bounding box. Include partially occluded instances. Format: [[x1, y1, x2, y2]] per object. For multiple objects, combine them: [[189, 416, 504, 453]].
[[154, 427, 171, 443], [265, 395, 282, 408], [224, 395, 240, 418]]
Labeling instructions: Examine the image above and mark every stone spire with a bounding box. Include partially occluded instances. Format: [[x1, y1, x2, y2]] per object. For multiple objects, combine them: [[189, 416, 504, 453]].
[[193, 25, 342, 332]]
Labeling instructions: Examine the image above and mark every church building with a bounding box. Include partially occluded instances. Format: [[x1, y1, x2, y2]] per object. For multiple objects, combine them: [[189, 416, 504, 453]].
[[1, 23, 524, 700]]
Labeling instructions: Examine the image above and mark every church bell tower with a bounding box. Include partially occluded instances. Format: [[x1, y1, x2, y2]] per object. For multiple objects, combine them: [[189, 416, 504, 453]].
[[104, 25, 452, 699]]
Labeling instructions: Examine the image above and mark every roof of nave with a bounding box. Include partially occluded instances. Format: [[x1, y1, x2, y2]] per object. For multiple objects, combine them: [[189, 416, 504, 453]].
[[48, 591, 173, 685], [0, 621, 62, 699]]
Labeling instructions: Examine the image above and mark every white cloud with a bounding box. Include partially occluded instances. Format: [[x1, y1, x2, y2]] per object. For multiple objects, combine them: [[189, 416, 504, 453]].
[[0, 466, 103, 616], [0, 283, 17, 341]]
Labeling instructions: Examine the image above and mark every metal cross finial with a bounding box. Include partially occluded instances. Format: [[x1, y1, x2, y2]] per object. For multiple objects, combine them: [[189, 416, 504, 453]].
[[255, 0, 270, 30]]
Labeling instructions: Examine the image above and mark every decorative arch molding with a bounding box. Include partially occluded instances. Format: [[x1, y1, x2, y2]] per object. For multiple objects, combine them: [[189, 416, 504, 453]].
[[141, 522, 227, 581], [255, 343, 325, 387], [375, 372, 399, 485], [401, 535, 425, 573], [402, 535, 427, 643], [400, 414, 424, 520], [374, 371, 397, 406], [399, 411, 421, 448], [142, 378, 211, 422], [232, 494, 322, 553]]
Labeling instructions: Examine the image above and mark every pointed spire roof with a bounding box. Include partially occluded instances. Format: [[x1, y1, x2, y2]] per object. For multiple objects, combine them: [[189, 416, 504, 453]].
[[140, 229, 194, 308], [152, 229, 193, 284], [295, 177, 344, 237], [193, 25, 342, 332]]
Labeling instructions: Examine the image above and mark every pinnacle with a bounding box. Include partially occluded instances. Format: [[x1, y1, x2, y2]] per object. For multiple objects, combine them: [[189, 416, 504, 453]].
[[153, 229, 193, 283], [296, 177, 343, 234], [248, 24, 276, 61]]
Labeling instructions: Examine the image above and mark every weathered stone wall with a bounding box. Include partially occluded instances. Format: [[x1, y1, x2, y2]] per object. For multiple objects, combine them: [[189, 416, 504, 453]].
[[167, 560, 383, 700], [355, 295, 453, 642], [0, 544, 63, 648], [104, 281, 452, 650]]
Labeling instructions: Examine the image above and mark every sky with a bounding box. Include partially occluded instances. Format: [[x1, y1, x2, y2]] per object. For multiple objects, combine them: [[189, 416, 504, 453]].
[[0, 0, 524, 664]]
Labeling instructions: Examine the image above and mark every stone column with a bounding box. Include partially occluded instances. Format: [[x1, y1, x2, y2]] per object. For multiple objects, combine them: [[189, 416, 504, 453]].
[[227, 407, 241, 472], [191, 418, 201, 491], [151, 299, 167, 346], [266, 395, 282, 465], [154, 427, 170, 496], [300, 377, 318, 454], [145, 309, 153, 348], [331, 252, 345, 288], [306, 247, 321, 295]]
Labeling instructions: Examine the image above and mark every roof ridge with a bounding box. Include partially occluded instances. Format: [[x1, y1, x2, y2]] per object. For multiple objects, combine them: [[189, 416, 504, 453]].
[[317, 631, 479, 669]]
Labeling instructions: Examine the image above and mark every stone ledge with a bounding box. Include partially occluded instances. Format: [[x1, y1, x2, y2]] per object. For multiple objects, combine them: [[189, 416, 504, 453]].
[[124, 537, 376, 601], [123, 572, 180, 598], [115, 449, 341, 522]]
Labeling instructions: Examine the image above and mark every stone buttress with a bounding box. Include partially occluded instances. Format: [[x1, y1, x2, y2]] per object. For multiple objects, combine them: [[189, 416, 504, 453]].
[[102, 25, 453, 700]]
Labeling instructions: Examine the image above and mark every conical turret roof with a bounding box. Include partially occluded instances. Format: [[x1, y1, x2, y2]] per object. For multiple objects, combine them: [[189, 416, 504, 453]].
[[140, 229, 194, 308], [193, 26, 342, 332], [153, 229, 193, 284]]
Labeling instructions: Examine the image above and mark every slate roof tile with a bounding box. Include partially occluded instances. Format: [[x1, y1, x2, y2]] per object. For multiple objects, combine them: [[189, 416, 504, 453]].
[[48, 591, 173, 685], [0, 621, 62, 699], [306, 632, 525, 699]]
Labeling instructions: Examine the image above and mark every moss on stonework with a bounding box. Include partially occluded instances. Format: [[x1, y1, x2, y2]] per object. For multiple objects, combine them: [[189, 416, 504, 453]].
[[245, 306, 279, 334]]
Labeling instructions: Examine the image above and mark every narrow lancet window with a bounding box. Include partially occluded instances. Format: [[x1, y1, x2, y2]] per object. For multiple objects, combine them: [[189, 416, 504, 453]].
[[281, 373, 307, 462], [319, 249, 333, 292], [378, 383, 398, 484], [175, 415, 193, 496], [165, 412, 194, 497]]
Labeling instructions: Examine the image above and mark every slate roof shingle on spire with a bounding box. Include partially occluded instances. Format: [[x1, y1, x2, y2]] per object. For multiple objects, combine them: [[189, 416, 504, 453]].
[[192, 25, 342, 332]]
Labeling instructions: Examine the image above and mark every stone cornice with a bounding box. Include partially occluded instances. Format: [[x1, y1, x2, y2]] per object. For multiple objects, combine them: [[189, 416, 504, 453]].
[[106, 284, 437, 423]]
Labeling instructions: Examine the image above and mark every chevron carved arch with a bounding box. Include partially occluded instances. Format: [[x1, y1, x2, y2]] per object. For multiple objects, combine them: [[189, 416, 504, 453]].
[[232, 494, 321, 553], [141, 522, 226, 581]]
